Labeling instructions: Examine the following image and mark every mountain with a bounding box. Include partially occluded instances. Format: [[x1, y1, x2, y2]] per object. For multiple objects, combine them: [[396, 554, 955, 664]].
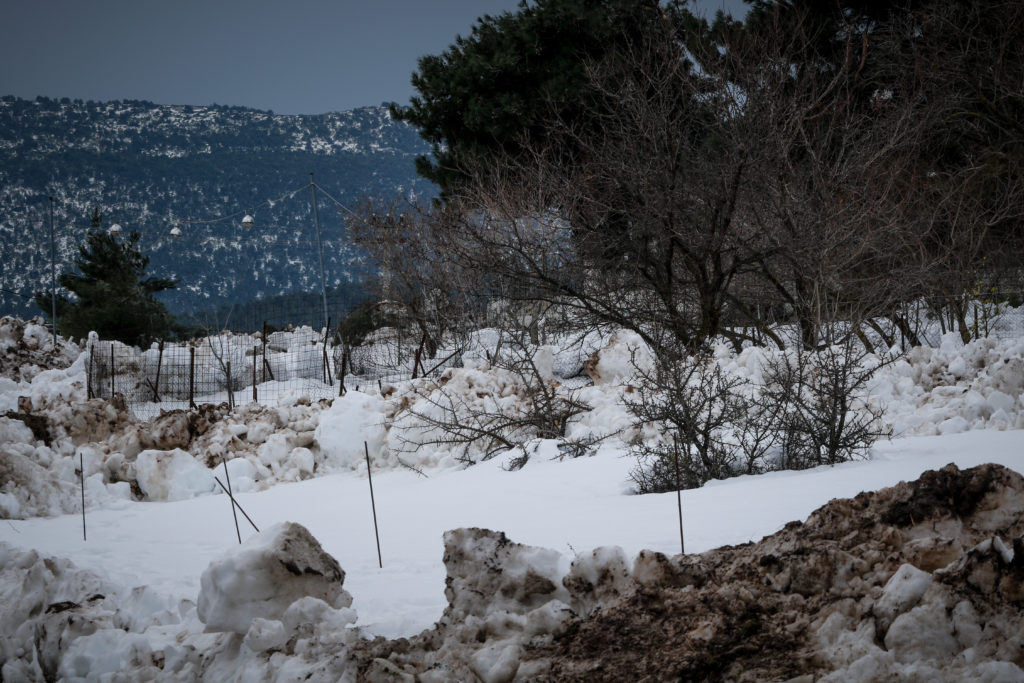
[[0, 95, 435, 322]]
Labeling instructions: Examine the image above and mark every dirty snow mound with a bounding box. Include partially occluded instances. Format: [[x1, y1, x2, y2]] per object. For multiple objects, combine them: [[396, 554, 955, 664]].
[[351, 464, 1024, 681]]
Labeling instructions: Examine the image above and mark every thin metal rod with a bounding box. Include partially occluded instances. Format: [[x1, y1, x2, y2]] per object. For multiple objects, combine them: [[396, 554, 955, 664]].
[[673, 435, 684, 555], [262, 321, 268, 383], [154, 339, 164, 402], [80, 452, 86, 541], [222, 456, 242, 544], [365, 441, 383, 568], [309, 174, 330, 335], [48, 197, 57, 347], [189, 346, 196, 409], [214, 476, 259, 532], [226, 361, 234, 410], [252, 345, 258, 402], [322, 316, 333, 386]]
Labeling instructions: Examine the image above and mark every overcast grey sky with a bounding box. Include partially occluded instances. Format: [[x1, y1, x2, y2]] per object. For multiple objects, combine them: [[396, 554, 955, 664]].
[[1, 0, 748, 115]]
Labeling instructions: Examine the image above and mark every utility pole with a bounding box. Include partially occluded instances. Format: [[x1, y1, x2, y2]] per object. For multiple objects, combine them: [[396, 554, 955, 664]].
[[48, 197, 57, 346], [309, 173, 330, 335]]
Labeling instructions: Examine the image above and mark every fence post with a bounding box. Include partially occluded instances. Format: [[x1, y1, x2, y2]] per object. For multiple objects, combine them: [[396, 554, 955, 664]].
[[252, 346, 258, 403], [261, 320, 268, 383], [365, 441, 383, 568], [189, 346, 196, 410], [110, 344, 115, 399], [338, 345, 348, 397], [322, 317, 333, 386], [87, 344, 94, 399], [154, 339, 164, 402], [412, 333, 426, 380], [226, 361, 234, 410], [80, 451, 86, 541]]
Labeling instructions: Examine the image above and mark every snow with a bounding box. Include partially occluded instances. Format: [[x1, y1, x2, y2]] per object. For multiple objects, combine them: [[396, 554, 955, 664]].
[[3, 315, 1024, 678], [314, 390, 388, 468], [135, 448, 217, 501], [4, 429, 1022, 643], [197, 521, 353, 634]]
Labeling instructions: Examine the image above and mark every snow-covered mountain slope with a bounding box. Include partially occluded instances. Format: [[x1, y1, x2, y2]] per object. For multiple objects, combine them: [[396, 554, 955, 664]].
[[0, 96, 434, 318]]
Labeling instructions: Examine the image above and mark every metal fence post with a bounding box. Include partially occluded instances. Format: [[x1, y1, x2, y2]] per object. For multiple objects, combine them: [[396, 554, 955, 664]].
[[189, 346, 196, 410]]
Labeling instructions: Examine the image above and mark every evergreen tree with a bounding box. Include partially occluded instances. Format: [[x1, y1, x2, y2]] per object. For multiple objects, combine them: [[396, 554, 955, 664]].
[[392, 0, 698, 196], [36, 210, 178, 346]]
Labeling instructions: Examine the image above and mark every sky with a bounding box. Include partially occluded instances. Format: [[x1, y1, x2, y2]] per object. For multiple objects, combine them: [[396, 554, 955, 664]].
[[0, 0, 749, 115]]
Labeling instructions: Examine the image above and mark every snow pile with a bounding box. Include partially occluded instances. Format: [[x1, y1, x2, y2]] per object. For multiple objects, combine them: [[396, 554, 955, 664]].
[[387, 365, 544, 467], [876, 334, 1024, 436], [355, 528, 576, 681], [0, 542, 181, 681], [349, 463, 1024, 680], [0, 523, 361, 681], [582, 328, 653, 385], [0, 316, 80, 383], [135, 448, 217, 501], [197, 522, 354, 634], [0, 396, 342, 517], [315, 390, 389, 469], [0, 416, 76, 518]]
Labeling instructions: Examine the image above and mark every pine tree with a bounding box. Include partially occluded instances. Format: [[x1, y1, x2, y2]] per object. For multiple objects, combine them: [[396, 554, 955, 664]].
[[392, 0, 691, 196], [36, 210, 178, 346]]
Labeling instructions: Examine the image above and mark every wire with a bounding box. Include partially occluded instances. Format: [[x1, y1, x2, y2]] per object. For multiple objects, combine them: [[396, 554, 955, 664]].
[[36, 178, 356, 244], [0, 287, 34, 300], [180, 182, 311, 227], [310, 182, 357, 218]]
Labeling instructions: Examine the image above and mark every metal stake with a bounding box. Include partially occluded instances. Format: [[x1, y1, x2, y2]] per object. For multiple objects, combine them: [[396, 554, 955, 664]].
[[215, 477, 259, 533], [673, 435, 685, 555], [80, 451, 86, 541], [365, 441, 382, 568], [222, 455, 242, 544]]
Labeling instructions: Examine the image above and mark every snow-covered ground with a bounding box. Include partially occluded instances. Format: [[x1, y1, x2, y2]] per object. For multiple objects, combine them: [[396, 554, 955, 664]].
[[4, 430, 1023, 641], [3, 313, 1024, 679]]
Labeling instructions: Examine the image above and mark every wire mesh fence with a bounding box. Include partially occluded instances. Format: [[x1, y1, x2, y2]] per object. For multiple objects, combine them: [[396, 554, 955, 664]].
[[87, 332, 338, 421], [88, 290, 1024, 422], [91, 314, 457, 421]]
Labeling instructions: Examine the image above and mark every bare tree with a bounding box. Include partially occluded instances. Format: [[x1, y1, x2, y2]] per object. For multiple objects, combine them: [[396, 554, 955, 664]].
[[627, 352, 753, 492], [763, 336, 893, 470], [349, 198, 483, 363], [389, 318, 594, 466]]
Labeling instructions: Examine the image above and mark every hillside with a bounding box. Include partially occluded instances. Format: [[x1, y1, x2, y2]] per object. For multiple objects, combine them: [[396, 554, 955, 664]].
[[0, 95, 434, 319]]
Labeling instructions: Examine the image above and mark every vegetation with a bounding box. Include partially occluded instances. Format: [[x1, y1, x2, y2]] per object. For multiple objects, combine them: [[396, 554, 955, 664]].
[[0, 98, 433, 319], [355, 0, 1023, 488], [390, 0, 697, 197], [36, 210, 178, 346]]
